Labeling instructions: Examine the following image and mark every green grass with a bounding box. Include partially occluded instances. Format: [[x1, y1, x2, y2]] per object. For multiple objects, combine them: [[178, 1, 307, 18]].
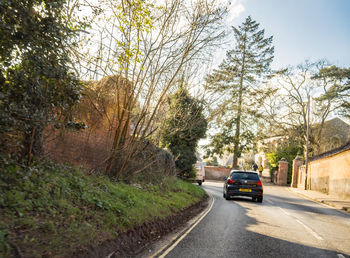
[[0, 160, 206, 257]]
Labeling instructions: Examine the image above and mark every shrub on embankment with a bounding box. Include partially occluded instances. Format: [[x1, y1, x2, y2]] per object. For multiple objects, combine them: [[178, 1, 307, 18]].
[[0, 160, 205, 257]]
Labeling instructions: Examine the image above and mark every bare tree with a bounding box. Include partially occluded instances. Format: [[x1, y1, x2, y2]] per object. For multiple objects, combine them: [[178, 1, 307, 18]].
[[68, 0, 228, 178], [267, 60, 344, 155]]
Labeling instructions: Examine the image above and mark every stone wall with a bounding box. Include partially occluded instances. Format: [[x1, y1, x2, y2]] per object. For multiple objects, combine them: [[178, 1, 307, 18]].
[[204, 166, 231, 180], [296, 144, 350, 199], [308, 149, 350, 199], [297, 165, 306, 189], [291, 155, 303, 188]]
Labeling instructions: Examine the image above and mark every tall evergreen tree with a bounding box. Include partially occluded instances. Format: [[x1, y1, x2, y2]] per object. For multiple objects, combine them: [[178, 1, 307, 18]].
[[205, 16, 274, 168]]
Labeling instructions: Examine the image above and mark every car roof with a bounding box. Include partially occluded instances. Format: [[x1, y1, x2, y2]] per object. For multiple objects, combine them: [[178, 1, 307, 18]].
[[230, 170, 258, 173]]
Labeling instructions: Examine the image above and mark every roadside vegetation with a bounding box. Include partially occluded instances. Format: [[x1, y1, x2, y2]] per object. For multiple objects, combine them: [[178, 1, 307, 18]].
[[0, 160, 206, 257], [1, 2, 216, 256], [1, 0, 349, 256], [161, 85, 207, 179]]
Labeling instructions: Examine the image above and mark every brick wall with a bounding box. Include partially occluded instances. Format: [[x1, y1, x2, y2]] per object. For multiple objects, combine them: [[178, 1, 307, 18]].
[[204, 166, 231, 180]]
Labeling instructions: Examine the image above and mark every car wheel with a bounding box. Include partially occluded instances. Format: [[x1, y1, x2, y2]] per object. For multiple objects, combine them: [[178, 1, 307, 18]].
[[223, 192, 226, 198], [257, 196, 263, 203], [225, 194, 230, 200]]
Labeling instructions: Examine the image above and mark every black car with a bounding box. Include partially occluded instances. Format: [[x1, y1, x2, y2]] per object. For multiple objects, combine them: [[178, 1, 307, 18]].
[[223, 170, 263, 202]]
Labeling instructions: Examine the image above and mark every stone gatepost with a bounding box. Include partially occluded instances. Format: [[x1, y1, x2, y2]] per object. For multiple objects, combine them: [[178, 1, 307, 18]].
[[291, 155, 303, 188], [273, 171, 278, 184], [277, 157, 288, 185]]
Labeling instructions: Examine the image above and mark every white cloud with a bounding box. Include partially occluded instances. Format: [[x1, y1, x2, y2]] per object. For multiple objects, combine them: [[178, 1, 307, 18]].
[[226, 0, 245, 23]]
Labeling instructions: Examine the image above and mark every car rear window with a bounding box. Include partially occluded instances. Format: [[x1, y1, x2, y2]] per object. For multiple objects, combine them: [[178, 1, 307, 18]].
[[231, 172, 259, 180]]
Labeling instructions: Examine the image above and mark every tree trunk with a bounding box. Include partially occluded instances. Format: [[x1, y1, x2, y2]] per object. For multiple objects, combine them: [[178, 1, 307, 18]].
[[233, 103, 242, 169], [22, 126, 43, 164], [233, 33, 246, 169]]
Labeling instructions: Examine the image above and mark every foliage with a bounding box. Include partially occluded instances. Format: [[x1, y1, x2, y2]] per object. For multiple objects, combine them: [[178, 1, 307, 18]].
[[266, 142, 302, 184], [205, 156, 219, 166], [75, 0, 227, 177], [266, 152, 278, 180], [205, 16, 274, 168], [265, 60, 350, 157], [161, 86, 207, 178], [0, 159, 205, 257], [112, 139, 177, 182], [313, 65, 350, 119], [0, 0, 82, 162]]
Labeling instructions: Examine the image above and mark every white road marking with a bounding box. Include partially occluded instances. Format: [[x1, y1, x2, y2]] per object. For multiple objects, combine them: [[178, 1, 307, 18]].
[[337, 254, 346, 258], [265, 199, 274, 205], [278, 207, 323, 241], [295, 219, 323, 241], [279, 207, 291, 216], [151, 194, 215, 258]]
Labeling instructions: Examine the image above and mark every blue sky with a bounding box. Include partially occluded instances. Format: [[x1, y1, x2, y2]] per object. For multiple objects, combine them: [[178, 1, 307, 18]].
[[226, 0, 350, 69]]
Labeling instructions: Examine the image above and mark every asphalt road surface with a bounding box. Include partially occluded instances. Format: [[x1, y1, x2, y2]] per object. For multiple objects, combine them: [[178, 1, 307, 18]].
[[163, 181, 350, 258]]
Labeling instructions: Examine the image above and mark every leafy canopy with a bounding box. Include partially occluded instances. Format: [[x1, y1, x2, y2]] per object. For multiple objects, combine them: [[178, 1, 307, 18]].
[[0, 0, 81, 160]]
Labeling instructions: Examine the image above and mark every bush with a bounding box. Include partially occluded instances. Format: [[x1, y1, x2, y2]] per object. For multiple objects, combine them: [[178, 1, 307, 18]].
[[266, 144, 302, 184], [110, 140, 177, 182], [160, 86, 207, 178]]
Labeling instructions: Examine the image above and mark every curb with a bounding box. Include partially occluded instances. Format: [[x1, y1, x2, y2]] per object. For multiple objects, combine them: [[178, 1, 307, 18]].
[[287, 187, 350, 215], [150, 193, 214, 258], [320, 200, 350, 213]]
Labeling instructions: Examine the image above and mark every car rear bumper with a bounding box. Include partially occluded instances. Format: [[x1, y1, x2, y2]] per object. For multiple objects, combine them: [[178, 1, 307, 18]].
[[226, 187, 263, 198]]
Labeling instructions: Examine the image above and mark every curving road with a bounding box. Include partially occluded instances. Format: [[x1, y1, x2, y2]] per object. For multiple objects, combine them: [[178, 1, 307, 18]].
[[163, 181, 350, 258]]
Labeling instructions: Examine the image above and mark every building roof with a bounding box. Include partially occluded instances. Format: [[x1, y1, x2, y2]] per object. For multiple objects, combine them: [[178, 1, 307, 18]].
[[309, 140, 350, 162], [263, 117, 350, 139]]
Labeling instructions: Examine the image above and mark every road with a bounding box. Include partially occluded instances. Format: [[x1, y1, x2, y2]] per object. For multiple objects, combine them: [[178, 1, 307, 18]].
[[163, 181, 350, 258]]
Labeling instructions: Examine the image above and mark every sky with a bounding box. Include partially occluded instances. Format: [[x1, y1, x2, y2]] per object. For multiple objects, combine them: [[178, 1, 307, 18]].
[[200, 0, 350, 154], [223, 0, 350, 70]]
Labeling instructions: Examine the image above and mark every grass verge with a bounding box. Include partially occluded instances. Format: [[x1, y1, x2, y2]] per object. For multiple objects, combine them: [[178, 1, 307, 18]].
[[0, 160, 206, 257]]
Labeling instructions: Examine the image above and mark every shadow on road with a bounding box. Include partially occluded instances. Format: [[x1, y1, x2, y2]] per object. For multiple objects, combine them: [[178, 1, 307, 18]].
[[205, 183, 349, 219], [174, 184, 350, 258]]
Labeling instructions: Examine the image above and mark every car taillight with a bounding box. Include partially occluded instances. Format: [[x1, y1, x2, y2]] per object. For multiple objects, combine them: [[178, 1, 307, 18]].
[[227, 178, 235, 184], [257, 181, 262, 186]]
